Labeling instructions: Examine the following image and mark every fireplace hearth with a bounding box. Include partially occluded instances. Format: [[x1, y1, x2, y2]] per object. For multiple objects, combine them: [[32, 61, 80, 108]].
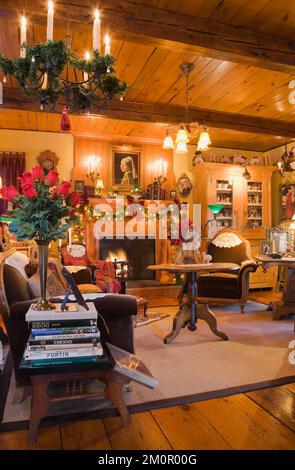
[[100, 239, 156, 280]]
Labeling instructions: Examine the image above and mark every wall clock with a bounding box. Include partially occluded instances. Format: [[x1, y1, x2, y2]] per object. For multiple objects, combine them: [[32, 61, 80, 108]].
[[37, 150, 59, 174]]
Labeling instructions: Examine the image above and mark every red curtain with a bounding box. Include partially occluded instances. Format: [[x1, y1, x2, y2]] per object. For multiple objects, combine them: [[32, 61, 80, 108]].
[[0, 151, 26, 213], [0, 151, 26, 187]]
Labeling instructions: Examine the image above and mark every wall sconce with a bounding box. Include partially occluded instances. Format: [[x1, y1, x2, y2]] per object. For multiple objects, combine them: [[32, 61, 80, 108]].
[[155, 159, 168, 186], [86, 155, 100, 187]]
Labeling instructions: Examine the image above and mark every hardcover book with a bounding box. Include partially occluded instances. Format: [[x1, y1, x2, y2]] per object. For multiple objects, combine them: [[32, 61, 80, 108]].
[[25, 302, 97, 322], [31, 326, 98, 336], [24, 344, 103, 360], [30, 319, 97, 329], [106, 342, 158, 390]]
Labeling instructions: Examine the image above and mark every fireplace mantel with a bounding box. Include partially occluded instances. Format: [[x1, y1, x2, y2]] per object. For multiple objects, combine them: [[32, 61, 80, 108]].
[[85, 198, 175, 282]]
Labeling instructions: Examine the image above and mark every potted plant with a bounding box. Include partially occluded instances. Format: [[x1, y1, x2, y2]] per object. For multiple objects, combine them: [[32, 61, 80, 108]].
[[0, 165, 79, 310]]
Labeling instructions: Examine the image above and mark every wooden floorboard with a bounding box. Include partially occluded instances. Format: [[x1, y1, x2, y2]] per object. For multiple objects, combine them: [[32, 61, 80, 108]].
[[151, 403, 232, 450], [246, 386, 295, 433], [60, 420, 111, 450], [193, 394, 295, 450], [103, 411, 172, 450]]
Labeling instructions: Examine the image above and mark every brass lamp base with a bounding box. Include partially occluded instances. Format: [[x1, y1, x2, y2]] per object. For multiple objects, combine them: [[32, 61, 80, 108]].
[[32, 299, 55, 311]]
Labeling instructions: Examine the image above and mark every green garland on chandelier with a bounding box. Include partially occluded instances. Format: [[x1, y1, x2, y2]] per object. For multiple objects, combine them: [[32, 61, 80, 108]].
[[0, 40, 127, 112]]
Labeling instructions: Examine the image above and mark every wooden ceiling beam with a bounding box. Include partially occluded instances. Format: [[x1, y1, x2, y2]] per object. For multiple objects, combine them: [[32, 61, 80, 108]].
[[0, 0, 294, 73], [1, 87, 294, 138]]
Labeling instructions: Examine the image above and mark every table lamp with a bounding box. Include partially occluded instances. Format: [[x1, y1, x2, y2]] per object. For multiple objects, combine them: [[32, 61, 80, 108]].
[[95, 178, 104, 197], [202, 204, 224, 237]]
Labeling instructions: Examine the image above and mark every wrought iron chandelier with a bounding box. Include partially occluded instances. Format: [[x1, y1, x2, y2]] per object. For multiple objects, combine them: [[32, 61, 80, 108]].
[[0, 3, 127, 115], [162, 63, 212, 154]]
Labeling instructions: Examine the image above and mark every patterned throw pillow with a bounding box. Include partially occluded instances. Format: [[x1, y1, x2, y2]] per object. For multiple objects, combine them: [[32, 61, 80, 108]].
[[28, 269, 66, 298]]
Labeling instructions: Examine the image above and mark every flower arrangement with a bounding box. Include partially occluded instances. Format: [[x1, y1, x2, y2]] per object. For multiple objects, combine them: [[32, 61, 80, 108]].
[[0, 165, 79, 310], [169, 218, 202, 264], [0, 165, 78, 242]]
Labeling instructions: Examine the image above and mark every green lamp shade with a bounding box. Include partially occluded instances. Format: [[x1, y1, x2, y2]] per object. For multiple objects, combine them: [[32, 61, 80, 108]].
[[0, 216, 14, 223], [208, 204, 224, 215]]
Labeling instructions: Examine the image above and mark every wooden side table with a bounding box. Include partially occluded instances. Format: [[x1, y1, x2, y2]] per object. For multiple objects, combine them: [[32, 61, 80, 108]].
[[147, 263, 239, 344], [20, 363, 130, 442], [257, 256, 295, 320]]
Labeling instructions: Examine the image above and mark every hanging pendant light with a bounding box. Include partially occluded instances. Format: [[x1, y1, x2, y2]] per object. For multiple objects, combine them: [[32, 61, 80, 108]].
[[176, 126, 189, 144], [162, 63, 213, 153], [176, 142, 188, 153], [197, 129, 212, 151], [162, 130, 175, 149]]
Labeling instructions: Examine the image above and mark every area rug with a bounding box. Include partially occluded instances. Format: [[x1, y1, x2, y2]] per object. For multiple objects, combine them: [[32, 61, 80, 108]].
[[1, 302, 295, 432], [134, 312, 170, 327]]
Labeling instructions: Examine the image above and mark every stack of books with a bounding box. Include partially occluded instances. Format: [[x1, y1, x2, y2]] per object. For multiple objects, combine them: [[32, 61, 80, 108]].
[[24, 302, 103, 367]]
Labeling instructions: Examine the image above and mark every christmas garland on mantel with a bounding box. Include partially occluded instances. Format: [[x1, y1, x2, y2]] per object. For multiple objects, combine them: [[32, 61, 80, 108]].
[[0, 40, 127, 113]]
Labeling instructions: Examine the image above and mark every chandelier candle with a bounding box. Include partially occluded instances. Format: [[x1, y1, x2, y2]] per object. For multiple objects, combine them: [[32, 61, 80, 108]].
[[47, 1, 54, 42], [105, 34, 111, 55], [20, 16, 27, 58], [84, 51, 90, 83], [93, 9, 101, 51]]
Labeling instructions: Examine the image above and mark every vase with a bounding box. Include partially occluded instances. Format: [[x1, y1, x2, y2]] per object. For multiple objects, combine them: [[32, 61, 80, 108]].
[[174, 244, 203, 265], [32, 240, 55, 311]]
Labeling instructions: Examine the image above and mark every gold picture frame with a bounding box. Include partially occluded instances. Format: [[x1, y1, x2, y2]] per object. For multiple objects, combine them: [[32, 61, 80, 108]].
[[110, 146, 143, 192]]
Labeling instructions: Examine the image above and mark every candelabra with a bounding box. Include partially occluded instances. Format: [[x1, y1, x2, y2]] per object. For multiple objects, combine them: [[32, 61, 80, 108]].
[[86, 170, 103, 196]]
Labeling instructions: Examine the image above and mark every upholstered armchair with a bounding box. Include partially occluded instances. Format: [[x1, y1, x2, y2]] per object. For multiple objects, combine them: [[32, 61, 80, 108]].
[[197, 228, 258, 313], [61, 245, 121, 294]]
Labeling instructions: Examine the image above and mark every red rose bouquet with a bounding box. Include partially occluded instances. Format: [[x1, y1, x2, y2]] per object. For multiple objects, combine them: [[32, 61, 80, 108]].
[[0, 165, 79, 310], [0, 165, 78, 242]]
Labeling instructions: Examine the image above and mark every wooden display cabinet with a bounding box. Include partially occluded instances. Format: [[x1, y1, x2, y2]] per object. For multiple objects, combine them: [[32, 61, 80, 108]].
[[192, 163, 276, 289]]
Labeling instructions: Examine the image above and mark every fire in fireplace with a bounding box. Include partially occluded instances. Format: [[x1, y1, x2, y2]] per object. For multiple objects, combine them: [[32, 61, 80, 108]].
[[100, 239, 156, 280]]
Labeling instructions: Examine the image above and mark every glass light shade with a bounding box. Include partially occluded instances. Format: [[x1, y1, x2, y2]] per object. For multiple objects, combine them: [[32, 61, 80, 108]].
[[162, 134, 175, 149], [208, 204, 224, 215], [176, 128, 189, 144], [197, 130, 211, 151], [96, 178, 104, 189], [175, 141, 188, 153]]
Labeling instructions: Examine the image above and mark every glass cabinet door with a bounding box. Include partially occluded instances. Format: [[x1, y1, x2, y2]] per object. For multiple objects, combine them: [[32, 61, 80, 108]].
[[215, 179, 234, 229], [246, 181, 263, 228]]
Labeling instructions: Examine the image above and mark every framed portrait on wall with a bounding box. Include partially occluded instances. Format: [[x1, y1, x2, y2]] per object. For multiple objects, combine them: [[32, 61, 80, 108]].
[[111, 146, 142, 191], [280, 184, 295, 220]]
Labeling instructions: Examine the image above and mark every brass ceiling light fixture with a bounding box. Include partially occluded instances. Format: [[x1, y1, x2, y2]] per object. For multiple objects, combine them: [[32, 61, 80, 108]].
[[162, 63, 212, 154]]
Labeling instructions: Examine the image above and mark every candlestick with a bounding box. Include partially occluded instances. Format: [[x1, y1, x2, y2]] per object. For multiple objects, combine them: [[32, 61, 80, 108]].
[[163, 161, 168, 177], [47, 1, 54, 42], [68, 228, 72, 249], [105, 34, 111, 55], [20, 16, 27, 58], [93, 9, 101, 51]]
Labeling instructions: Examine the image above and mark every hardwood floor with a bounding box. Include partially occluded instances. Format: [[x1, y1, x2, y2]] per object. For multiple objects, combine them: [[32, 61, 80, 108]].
[[0, 384, 294, 450], [0, 292, 294, 450]]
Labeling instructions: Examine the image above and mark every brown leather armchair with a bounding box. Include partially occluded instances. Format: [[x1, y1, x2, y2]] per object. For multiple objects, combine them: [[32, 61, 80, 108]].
[[197, 228, 258, 313]]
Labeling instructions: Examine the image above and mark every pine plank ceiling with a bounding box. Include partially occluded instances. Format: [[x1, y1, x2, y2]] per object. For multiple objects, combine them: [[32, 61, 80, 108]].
[[0, 0, 294, 152]]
